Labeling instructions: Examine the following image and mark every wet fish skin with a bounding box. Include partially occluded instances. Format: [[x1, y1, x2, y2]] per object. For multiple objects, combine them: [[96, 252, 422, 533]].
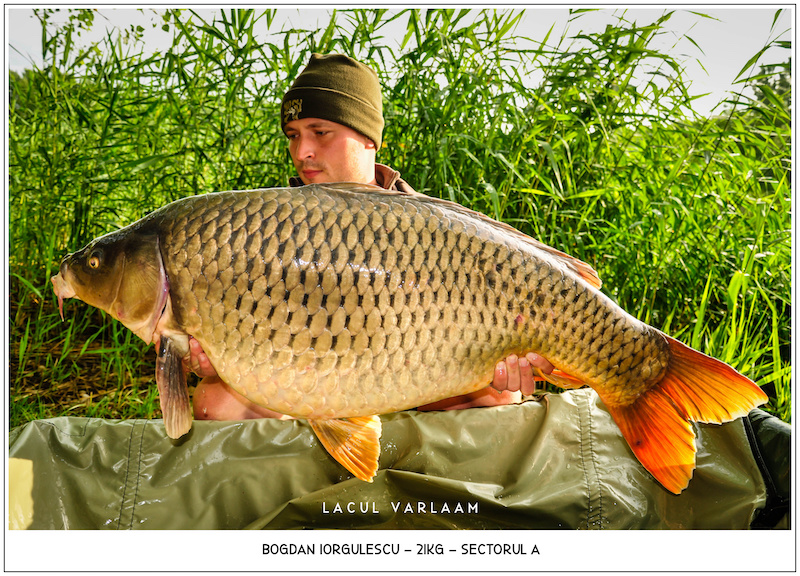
[[51, 183, 768, 493], [156, 184, 668, 419]]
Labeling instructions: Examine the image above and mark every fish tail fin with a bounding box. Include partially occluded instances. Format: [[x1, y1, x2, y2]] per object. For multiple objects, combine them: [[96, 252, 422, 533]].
[[603, 334, 768, 494]]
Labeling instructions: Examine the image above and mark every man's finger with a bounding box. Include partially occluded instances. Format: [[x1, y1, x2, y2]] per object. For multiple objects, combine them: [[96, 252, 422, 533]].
[[518, 355, 537, 395], [526, 352, 554, 374], [505, 354, 521, 392], [187, 336, 219, 378], [493, 360, 508, 391]]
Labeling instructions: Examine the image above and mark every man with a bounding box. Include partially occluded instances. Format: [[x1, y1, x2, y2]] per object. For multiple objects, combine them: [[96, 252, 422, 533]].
[[189, 53, 554, 420]]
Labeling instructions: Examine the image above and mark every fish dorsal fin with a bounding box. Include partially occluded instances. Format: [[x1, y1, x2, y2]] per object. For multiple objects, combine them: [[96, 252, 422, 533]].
[[315, 183, 602, 289], [522, 240, 602, 289], [309, 416, 382, 482]]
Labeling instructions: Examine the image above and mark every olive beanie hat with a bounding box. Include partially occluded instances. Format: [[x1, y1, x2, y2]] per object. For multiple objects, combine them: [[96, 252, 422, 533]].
[[281, 53, 384, 148]]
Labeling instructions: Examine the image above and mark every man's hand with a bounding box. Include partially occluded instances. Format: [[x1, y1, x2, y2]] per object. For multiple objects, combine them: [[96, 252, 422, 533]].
[[193, 376, 292, 420], [492, 353, 554, 395], [185, 336, 218, 378], [419, 352, 555, 411]]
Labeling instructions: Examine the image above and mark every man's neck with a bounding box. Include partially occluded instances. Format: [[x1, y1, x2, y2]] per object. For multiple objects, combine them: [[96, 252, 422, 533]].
[[290, 163, 399, 190]]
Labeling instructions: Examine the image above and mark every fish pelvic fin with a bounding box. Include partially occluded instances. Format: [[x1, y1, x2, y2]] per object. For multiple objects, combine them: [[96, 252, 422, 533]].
[[602, 334, 768, 495], [156, 336, 193, 439], [310, 416, 382, 482], [533, 367, 587, 390]]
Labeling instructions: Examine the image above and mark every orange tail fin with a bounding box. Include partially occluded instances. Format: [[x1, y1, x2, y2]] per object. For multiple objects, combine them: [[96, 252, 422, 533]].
[[602, 335, 768, 494]]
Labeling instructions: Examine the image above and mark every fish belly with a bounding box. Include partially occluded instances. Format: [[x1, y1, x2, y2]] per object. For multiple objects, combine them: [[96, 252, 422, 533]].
[[158, 185, 667, 419]]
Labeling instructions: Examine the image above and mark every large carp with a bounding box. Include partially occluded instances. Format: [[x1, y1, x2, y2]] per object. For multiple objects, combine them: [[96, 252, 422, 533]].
[[51, 183, 767, 493]]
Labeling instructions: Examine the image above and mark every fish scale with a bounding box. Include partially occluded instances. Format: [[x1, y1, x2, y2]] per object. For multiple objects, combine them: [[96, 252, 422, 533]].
[[51, 182, 768, 493]]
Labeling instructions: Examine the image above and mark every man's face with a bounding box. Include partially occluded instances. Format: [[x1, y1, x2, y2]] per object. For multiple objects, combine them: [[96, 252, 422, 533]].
[[284, 118, 377, 185]]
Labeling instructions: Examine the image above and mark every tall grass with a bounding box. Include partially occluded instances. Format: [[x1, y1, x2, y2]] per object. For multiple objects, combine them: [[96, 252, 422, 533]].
[[8, 8, 791, 428]]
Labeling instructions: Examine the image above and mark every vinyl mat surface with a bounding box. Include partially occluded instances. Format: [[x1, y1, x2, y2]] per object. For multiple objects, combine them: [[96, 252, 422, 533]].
[[9, 388, 768, 530]]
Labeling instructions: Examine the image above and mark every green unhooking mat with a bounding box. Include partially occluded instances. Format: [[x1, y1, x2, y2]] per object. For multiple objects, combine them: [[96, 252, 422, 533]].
[[8, 388, 783, 530]]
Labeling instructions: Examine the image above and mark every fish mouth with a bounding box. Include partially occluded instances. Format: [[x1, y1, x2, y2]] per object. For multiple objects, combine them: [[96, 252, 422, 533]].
[[51, 271, 76, 321]]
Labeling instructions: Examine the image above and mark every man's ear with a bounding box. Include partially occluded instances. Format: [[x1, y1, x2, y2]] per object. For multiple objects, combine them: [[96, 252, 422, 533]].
[[365, 138, 376, 150]]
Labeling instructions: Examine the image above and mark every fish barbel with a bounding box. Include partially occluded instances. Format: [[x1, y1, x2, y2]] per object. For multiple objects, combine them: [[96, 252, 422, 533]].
[[51, 183, 767, 493]]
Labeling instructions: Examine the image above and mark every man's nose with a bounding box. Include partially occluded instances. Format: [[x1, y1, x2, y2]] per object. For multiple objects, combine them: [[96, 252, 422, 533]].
[[295, 135, 315, 159]]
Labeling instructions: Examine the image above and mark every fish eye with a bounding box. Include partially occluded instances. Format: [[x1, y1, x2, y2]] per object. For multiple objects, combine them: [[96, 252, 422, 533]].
[[87, 249, 102, 269]]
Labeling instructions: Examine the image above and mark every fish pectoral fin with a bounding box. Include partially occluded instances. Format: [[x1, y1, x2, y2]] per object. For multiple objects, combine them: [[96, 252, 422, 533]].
[[309, 416, 382, 482], [156, 335, 193, 439], [533, 367, 586, 390]]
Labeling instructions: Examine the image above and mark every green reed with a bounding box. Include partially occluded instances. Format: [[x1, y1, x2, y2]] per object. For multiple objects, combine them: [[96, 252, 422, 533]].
[[8, 8, 791, 428]]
